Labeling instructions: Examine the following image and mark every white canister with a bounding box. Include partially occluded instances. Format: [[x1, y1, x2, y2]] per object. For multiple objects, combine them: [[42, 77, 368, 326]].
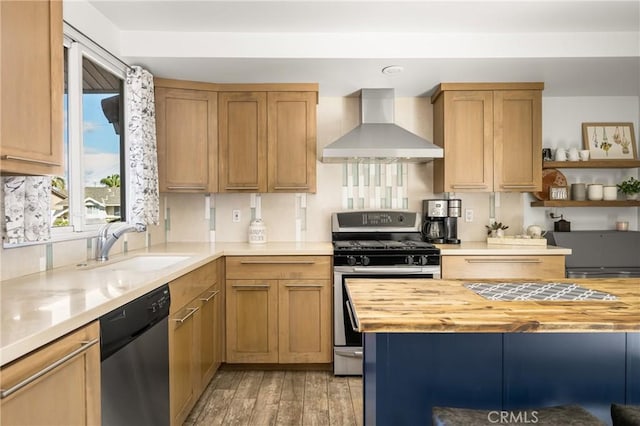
[[587, 184, 604, 201], [248, 218, 267, 244], [603, 186, 617, 201], [555, 148, 567, 161], [568, 147, 579, 161]]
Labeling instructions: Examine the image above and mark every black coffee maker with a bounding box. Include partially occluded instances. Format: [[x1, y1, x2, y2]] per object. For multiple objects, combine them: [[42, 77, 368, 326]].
[[422, 199, 461, 244]]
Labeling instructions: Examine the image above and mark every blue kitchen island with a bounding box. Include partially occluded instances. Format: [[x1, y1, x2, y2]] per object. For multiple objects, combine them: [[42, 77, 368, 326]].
[[346, 278, 640, 425]]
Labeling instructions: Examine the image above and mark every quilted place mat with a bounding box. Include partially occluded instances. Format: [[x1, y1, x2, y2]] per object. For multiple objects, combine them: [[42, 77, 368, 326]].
[[464, 282, 618, 301]]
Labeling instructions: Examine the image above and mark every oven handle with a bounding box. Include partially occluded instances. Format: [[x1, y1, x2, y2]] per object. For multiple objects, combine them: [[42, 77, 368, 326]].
[[345, 300, 360, 332], [351, 266, 428, 273], [335, 349, 364, 358]]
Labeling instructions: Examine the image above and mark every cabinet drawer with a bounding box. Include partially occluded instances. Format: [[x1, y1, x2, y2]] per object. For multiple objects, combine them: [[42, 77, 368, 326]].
[[226, 256, 331, 280], [442, 255, 565, 279], [169, 261, 218, 313]]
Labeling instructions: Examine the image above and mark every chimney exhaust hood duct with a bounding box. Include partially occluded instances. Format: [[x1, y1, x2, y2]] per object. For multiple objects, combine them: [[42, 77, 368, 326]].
[[321, 88, 443, 163]]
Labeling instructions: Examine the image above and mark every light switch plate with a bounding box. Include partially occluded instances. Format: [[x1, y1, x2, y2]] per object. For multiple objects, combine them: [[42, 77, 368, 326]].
[[465, 208, 473, 223], [232, 209, 241, 223]]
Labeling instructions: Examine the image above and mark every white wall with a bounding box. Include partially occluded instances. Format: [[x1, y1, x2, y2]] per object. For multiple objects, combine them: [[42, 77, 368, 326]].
[[524, 96, 640, 232]]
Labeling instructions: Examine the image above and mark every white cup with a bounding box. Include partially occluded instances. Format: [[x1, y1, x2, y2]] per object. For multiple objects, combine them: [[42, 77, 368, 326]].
[[603, 186, 617, 201], [587, 184, 604, 201], [579, 150, 590, 161], [568, 147, 579, 161], [555, 148, 567, 161]]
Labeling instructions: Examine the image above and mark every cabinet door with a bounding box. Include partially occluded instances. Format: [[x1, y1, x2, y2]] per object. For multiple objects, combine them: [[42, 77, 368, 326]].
[[219, 92, 267, 192], [198, 285, 221, 390], [0, 0, 63, 175], [169, 304, 199, 426], [0, 322, 100, 426], [226, 279, 278, 363], [436, 90, 493, 192], [278, 279, 332, 363], [155, 87, 218, 192], [267, 92, 317, 193], [494, 90, 542, 192]]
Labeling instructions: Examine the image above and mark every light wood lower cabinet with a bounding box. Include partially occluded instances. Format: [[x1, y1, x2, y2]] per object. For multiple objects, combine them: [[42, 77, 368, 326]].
[[226, 256, 332, 364], [441, 255, 566, 279], [278, 279, 331, 363], [169, 259, 223, 426], [0, 322, 100, 426]]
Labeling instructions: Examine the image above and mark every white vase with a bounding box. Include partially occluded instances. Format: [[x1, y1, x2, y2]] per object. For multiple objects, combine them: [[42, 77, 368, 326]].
[[496, 229, 505, 238], [626, 193, 639, 200]]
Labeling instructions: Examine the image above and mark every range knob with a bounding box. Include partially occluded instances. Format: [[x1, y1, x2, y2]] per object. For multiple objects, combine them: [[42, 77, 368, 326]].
[[405, 255, 415, 265], [419, 255, 429, 266], [360, 256, 371, 266], [346, 256, 357, 266]]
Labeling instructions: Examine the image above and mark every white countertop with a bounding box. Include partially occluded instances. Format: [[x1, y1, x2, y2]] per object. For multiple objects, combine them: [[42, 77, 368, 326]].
[[436, 241, 572, 256], [0, 241, 332, 366]]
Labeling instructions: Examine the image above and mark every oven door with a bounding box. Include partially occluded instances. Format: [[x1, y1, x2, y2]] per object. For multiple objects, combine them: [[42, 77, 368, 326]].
[[333, 265, 440, 375]]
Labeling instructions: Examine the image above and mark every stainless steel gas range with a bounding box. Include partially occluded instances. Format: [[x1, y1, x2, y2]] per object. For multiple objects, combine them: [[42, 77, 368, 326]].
[[331, 210, 441, 376]]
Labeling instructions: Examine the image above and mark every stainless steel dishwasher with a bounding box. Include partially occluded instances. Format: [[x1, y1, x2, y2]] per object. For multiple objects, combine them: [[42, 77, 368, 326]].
[[100, 284, 171, 426]]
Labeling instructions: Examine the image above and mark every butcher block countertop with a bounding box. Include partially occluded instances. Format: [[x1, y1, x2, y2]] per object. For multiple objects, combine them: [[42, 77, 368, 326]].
[[346, 278, 640, 333]]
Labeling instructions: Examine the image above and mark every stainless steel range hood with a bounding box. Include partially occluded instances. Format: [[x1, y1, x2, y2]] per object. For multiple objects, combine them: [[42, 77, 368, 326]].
[[321, 89, 443, 163]]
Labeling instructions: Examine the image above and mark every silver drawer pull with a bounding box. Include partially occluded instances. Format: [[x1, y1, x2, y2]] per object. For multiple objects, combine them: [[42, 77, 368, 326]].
[[466, 259, 542, 264], [173, 307, 199, 323], [273, 186, 309, 190], [0, 338, 99, 399], [284, 284, 323, 288], [166, 185, 206, 190], [199, 290, 219, 302], [451, 184, 488, 189], [224, 186, 259, 190], [1, 155, 61, 167], [501, 184, 536, 189], [231, 284, 270, 288], [240, 260, 316, 265]]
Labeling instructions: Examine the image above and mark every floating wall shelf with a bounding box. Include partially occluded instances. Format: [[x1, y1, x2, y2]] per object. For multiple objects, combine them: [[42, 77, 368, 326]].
[[542, 160, 640, 169], [530, 200, 640, 207]]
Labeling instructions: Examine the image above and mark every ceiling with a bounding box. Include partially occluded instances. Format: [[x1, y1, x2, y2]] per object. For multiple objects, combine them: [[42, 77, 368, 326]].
[[81, 0, 640, 97]]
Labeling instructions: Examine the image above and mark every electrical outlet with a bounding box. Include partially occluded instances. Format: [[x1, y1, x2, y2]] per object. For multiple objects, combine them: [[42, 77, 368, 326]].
[[232, 209, 241, 223], [465, 208, 474, 223]]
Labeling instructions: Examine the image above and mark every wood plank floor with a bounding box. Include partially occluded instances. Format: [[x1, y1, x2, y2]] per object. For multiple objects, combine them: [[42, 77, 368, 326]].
[[184, 369, 363, 426]]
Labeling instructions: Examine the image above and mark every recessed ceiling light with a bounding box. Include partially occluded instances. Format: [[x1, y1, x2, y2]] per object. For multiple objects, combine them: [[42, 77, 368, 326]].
[[382, 65, 404, 75]]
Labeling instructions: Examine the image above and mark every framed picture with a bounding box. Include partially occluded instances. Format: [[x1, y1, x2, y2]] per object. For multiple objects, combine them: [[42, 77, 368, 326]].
[[582, 122, 637, 160]]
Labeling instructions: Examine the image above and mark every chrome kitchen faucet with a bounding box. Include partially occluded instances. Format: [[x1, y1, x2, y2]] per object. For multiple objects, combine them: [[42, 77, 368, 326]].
[[96, 222, 147, 261]]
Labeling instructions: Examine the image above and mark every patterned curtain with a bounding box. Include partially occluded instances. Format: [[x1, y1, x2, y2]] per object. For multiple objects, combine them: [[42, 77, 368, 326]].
[[125, 65, 159, 226], [3, 177, 51, 244]]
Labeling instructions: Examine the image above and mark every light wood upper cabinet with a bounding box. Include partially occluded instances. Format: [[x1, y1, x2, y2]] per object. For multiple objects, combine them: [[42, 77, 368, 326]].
[[155, 87, 218, 192], [0, 0, 63, 176], [0, 322, 100, 426], [218, 92, 268, 192], [267, 92, 317, 193], [432, 83, 543, 193], [493, 90, 542, 192]]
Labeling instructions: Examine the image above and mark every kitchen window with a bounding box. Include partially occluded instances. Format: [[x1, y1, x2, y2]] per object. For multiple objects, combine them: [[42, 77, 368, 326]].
[[52, 27, 127, 235]]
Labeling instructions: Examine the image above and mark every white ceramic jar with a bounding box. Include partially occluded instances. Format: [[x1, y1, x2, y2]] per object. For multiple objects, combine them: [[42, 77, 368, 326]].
[[587, 184, 604, 201], [603, 186, 617, 201]]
